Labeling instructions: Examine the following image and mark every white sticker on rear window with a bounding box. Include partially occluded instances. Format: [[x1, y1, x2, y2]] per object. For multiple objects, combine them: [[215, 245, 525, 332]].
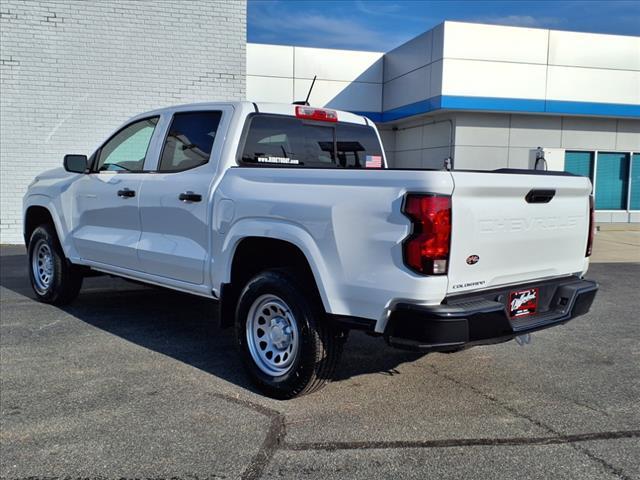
[[257, 156, 299, 165]]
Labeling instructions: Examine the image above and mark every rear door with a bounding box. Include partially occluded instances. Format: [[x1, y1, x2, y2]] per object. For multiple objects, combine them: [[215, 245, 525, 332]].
[[447, 171, 592, 294], [136, 107, 231, 284]]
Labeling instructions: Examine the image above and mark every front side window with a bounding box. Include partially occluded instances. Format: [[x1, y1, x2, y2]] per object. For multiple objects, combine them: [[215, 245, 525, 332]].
[[158, 111, 222, 172], [240, 115, 383, 168], [96, 117, 159, 172]]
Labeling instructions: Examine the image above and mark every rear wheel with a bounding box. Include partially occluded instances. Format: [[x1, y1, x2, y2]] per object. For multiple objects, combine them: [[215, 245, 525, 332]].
[[235, 268, 343, 399], [28, 224, 83, 305]]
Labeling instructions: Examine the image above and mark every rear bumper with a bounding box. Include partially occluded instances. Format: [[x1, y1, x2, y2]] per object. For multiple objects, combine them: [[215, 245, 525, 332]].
[[384, 276, 598, 352]]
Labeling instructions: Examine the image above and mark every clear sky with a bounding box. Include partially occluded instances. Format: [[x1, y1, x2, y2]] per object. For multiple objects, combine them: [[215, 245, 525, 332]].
[[248, 0, 640, 51]]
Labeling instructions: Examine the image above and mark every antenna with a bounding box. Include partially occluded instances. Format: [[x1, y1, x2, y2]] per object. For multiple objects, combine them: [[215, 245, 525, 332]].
[[305, 75, 317, 105], [292, 75, 317, 106]]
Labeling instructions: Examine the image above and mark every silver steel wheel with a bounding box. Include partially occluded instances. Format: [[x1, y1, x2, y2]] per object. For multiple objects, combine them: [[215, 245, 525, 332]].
[[32, 239, 54, 295], [246, 294, 300, 377]]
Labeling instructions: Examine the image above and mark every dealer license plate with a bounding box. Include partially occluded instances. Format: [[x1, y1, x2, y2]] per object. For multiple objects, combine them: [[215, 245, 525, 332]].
[[509, 288, 539, 317]]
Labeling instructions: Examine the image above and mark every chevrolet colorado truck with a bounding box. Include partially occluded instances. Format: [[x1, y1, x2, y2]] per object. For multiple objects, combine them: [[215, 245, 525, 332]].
[[23, 102, 598, 398]]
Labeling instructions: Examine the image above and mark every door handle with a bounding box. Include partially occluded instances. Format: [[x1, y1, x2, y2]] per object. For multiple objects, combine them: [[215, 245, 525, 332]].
[[117, 188, 136, 198], [525, 189, 555, 204], [179, 191, 202, 202]]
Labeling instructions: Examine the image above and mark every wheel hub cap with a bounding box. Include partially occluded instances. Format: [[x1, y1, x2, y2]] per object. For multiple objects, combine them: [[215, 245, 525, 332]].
[[31, 239, 54, 294], [246, 295, 299, 377], [269, 317, 292, 349]]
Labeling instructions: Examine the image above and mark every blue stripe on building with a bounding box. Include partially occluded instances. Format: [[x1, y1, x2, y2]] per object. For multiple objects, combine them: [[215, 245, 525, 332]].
[[352, 96, 640, 123]]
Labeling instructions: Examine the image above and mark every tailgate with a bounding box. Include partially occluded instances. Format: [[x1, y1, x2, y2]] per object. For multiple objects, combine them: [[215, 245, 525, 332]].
[[447, 171, 591, 294]]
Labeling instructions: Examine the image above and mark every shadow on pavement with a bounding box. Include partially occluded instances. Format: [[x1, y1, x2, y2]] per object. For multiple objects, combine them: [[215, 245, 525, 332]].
[[0, 249, 424, 394]]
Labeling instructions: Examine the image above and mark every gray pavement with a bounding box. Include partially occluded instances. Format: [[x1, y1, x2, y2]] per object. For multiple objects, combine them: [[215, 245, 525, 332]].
[[1, 243, 638, 479], [590, 229, 640, 263]]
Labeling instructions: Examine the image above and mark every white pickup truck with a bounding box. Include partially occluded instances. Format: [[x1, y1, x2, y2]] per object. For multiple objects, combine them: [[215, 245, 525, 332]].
[[23, 101, 598, 398]]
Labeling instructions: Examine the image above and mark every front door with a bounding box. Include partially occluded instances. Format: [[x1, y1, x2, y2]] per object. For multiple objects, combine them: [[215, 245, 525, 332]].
[[137, 108, 228, 284], [71, 116, 160, 270]]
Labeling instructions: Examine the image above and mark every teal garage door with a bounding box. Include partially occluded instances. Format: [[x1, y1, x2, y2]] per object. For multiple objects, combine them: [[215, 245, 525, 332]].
[[595, 152, 630, 210], [631, 153, 640, 211], [565, 151, 594, 179]]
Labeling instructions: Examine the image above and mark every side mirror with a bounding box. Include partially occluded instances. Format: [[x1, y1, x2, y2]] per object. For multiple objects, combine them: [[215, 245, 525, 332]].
[[64, 154, 88, 173]]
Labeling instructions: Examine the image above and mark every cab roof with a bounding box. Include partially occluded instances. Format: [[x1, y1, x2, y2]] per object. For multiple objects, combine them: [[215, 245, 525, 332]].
[[132, 101, 370, 126], [254, 102, 369, 125]]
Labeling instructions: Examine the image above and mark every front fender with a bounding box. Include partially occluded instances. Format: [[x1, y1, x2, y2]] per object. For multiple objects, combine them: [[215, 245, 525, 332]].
[[23, 194, 80, 261], [215, 218, 340, 313]]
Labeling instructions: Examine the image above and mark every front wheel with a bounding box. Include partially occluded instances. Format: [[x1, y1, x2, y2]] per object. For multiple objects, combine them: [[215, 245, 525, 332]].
[[235, 269, 344, 399], [28, 224, 83, 305]]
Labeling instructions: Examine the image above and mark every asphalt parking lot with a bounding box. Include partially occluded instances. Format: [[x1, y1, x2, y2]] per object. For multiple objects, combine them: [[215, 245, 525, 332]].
[[1, 237, 639, 479]]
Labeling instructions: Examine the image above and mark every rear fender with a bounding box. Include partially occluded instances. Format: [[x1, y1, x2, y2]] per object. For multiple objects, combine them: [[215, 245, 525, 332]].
[[215, 219, 338, 313]]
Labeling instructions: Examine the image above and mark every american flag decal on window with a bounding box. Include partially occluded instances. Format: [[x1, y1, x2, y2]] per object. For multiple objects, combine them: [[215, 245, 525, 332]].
[[365, 155, 382, 168]]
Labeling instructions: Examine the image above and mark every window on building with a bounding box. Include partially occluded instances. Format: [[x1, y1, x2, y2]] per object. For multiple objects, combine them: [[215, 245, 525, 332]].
[[159, 111, 222, 172], [595, 152, 630, 210], [564, 151, 594, 180], [630, 153, 640, 211]]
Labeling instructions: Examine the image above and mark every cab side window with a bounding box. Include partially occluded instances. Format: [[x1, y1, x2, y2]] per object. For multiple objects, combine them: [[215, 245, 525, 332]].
[[96, 117, 159, 172], [158, 111, 222, 172]]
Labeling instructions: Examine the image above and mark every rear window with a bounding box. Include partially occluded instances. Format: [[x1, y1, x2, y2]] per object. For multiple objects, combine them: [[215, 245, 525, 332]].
[[239, 114, 383, 168]]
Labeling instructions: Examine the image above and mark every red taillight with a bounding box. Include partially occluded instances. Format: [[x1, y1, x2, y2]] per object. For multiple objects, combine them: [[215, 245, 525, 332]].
[[586, 195, 595, 257], [402, 194, 451, 275], [295, 105, 338, 122]]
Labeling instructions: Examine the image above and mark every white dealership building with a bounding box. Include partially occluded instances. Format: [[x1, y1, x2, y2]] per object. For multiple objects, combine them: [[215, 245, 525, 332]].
[[247, 22, 640, 223], [1, 1, 639, 242]]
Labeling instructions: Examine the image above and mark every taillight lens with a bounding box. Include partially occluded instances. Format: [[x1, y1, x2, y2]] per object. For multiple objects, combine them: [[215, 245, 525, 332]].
[[402, 194, 451, 275], [586, 195, 595, 257], [295, 106, 338, 122]]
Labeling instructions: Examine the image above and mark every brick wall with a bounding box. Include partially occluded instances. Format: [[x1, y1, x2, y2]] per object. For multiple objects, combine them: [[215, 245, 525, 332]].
[[0, 0, 246, 243]]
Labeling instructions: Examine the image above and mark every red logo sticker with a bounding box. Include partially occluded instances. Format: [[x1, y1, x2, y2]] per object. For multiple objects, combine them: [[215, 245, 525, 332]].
[[509, 288, 539, 317]]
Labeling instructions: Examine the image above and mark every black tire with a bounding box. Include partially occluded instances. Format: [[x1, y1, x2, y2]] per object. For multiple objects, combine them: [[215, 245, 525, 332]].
[[235, 268, 344, 399], [27, 224, 83, 305]]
